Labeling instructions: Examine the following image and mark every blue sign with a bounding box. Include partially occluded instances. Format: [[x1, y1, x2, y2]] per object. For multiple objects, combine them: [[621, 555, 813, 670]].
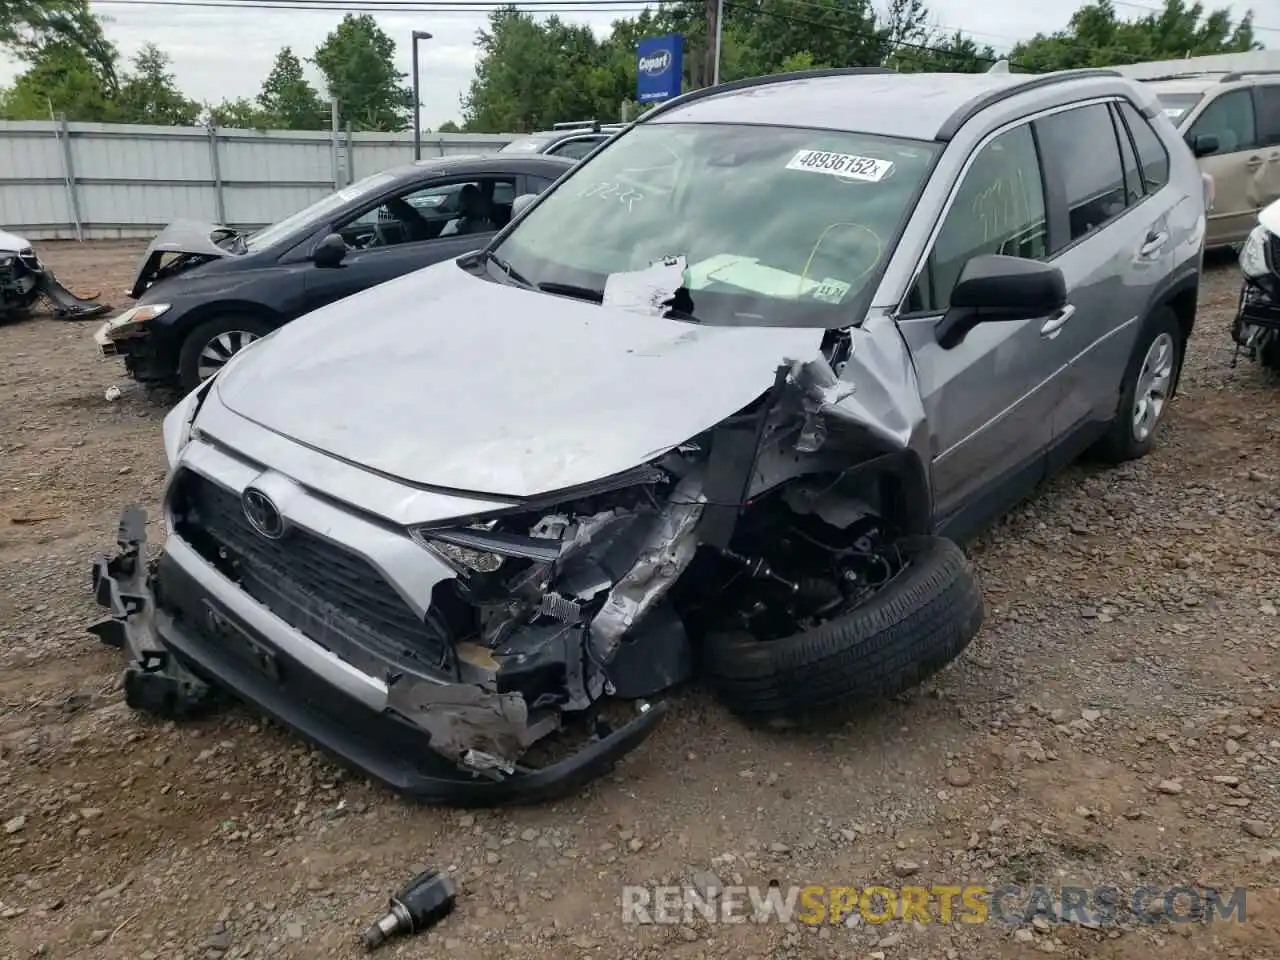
[[636, 34, 683, 104]]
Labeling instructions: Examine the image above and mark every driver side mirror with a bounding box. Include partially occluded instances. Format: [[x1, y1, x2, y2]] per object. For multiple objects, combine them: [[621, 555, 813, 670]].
[[510, 193, 537, 219], [313, 233, 347, 268], [1189, 133, 1219, 158], [935, 254, 1067, 349]]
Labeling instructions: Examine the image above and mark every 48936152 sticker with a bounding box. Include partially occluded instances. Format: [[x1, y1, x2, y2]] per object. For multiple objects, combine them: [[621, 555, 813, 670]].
[[785, 149, 893, 182]]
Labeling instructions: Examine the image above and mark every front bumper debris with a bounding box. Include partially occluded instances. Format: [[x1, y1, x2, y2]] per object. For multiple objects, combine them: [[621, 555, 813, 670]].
[[89, 505, 667, 805]]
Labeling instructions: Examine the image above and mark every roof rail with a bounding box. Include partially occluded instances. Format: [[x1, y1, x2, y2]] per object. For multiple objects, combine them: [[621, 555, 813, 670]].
[[1140, 70, 1228, 81], [935, 67, 1124, 141], [552, 119, 601, 131], [1221, 69, 1280, 82], [639, 67, 896, 124]]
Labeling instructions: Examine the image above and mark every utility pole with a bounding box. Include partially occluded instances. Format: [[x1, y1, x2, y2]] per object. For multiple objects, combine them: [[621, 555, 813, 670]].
[[411, 29, 433, 161], [704, 0, 718, 88], [712, 0, 724, 85]]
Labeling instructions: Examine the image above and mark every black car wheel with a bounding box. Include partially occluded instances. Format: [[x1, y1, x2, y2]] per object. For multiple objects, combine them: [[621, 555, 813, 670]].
[[178, 314, 274, 392], [702, 536, 984, 721]]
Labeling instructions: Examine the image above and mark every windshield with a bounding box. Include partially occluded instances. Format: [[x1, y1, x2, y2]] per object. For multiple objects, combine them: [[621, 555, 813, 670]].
[[1153, 92, 1204, 126], [244, 170, 399, 250], [499, 136, 552, 154], [491, 122, 940, 327]]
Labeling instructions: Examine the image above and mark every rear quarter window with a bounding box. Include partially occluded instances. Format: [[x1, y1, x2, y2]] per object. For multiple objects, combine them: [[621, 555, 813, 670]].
[[1117, 100, 1170, 192]]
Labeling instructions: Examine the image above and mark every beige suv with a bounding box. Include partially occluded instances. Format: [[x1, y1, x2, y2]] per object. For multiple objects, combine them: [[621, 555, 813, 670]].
[[1145, 70, 1280, 247]]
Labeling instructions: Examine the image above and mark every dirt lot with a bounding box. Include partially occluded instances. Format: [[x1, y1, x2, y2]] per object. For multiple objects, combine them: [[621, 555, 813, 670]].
[[1, 242, 1278, 960]]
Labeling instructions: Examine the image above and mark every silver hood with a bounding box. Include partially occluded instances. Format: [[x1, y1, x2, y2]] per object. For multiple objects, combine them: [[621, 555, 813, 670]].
[[214, 261, 826, 498]]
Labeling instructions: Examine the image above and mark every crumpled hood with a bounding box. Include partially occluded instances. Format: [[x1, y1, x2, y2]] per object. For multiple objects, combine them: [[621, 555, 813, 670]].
[[0, 229, 31, 254], [130, 219, 238, 298], [214, 261, 826, 498]]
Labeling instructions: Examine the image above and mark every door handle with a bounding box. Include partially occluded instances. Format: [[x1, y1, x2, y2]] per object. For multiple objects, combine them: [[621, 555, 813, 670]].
[[1040, 303, 1075, 338], [1246, 155, 1265, 169], [1139, 231, 1169, 257]]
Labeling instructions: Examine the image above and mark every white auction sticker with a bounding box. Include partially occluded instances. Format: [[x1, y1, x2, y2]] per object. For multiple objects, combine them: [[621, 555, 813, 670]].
[[785, 149, 893, 182], [1163, 107, 1185, 119], [812, 277, 851, 303]]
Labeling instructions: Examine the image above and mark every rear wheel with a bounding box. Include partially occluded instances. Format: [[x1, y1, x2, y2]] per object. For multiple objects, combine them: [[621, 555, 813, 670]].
[[177, 314, 273, 392], [1092, 307, 1182, 464]]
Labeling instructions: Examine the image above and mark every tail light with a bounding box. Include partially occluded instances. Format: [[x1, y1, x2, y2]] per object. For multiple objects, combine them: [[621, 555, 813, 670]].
[[1201, 172, 1215, 212]]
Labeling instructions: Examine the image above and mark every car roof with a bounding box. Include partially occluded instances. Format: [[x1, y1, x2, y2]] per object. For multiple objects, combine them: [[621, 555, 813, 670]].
[[388, 153, 575, 181], [644, 68, 1136, 142]]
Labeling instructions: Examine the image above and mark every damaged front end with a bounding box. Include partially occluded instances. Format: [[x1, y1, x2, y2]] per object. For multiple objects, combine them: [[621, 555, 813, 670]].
[[0, 230, 110, 320], [90, 318, 934, 803]]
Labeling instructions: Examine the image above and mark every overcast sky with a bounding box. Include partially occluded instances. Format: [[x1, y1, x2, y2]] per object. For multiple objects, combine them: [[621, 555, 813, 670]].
[[0, 0, 1272, 128]]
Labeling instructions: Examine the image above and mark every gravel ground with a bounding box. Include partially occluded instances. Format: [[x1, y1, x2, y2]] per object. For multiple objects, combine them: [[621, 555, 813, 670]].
[[1, 242, 1278, 960]]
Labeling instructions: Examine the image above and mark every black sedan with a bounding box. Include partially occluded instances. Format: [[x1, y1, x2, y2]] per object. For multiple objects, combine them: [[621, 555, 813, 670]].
[[95, 153, 575, 392]]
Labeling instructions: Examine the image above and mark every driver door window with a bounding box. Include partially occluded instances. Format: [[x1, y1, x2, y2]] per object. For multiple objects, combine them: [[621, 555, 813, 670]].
[[339, 177, 517, 249], [1187, 90, 1257, 154], [907, 124, 1048, 314]]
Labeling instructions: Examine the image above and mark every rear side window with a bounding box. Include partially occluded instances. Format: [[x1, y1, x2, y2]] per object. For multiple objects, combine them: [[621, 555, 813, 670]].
[[907, 123, 1047, 314], [1110, 104, 1144, 205], [550, 137, 604, 160], [1187, 90, 1257, 152], [1116, 100, 1170, 192], [1035, 104, 1128, 250], [1256, 85, 1280, 147]]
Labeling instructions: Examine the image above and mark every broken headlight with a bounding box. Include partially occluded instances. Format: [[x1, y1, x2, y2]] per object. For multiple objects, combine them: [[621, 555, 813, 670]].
[[409, 516, 565, 574], [1240, 225, 1273, 281], [103, 302, 171, 339]]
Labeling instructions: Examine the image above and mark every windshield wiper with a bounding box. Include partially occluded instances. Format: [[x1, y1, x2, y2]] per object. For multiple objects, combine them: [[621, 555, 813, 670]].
[[482, 250, 531, 287], [537, 281, 604, 303]]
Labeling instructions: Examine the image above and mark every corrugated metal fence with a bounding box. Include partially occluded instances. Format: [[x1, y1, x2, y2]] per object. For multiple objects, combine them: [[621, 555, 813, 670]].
[[0, 120, 516, 241]]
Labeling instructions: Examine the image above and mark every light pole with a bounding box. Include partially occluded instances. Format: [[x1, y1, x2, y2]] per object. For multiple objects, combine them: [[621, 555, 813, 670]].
[[411, 29, 433, 160]]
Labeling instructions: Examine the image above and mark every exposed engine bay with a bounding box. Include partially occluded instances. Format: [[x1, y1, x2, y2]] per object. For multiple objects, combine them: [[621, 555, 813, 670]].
[[0, 229, 110, 320], [379, 343, 922, 775]]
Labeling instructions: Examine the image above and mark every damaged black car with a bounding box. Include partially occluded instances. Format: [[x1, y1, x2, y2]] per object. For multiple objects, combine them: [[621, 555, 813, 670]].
[[93, 153, 575, 393], [90, 67, 1203, 803]]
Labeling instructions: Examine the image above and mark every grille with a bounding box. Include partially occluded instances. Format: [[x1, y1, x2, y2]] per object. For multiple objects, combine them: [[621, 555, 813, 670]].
[[173, 470, 453, 675]]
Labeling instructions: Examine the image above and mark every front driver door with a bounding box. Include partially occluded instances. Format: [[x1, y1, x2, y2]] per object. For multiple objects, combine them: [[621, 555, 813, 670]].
[[299, 176, 514, 315], [896, 121, 1063, 540], [1185, 88, 1263, 246]]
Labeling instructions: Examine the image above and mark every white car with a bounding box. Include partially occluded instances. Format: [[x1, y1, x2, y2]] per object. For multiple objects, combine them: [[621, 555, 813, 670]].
[[0, 228, 110, 321]]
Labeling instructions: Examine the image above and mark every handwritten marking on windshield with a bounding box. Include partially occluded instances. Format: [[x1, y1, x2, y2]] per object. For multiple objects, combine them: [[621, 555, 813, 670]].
[[580, 180, 644, 211]]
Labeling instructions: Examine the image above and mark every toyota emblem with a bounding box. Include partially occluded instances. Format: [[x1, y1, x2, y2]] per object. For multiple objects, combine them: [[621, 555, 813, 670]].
[[242, 487, 286, 540]]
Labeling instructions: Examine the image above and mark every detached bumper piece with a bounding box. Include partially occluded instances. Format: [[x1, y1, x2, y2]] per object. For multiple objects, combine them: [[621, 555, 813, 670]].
[[1234, 281, 1280, 342], [88, 506, 667, 806], [89, 505, 219, 718]]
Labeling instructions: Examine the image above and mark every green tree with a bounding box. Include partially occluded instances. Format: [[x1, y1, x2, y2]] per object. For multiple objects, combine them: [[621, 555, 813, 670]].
[[207, 96, 271, 130], [0, 37, 116, 120], [312, 14, 412, 131], [115, 43, 200, 125], [437, 119, 462, 132], [2, 0, 120, 98], [1011, 0, 1260, 71], [257, 46, 326, 129]]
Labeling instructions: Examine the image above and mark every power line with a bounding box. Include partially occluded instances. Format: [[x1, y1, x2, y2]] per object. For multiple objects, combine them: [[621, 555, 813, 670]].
[[93, 0, 656, 10]]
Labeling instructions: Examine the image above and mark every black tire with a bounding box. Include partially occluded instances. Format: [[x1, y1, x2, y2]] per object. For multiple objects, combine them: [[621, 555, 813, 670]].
[[177, 314, 274, 393], [702, 536, 984, 721], [1261, 337, 1280, 372], [1091, 306, 1183, 464]]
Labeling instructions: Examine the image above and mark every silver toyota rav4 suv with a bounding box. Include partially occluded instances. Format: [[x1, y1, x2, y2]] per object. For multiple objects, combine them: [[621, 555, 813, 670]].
[[91, 66, 1206, 804]]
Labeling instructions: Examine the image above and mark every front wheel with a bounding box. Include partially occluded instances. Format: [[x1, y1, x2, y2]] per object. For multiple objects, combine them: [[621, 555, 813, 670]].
[[177, 314, 273, 392], [702, 536, 984, 721]]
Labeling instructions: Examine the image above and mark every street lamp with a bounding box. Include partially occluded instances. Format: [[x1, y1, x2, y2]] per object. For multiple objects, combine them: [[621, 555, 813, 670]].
[[411, 29, 433, 160]]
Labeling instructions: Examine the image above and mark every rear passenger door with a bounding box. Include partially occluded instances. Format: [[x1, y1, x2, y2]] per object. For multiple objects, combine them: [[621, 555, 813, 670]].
[[1032, 99, 1174, 467], [897, 122, 1059, 535]]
